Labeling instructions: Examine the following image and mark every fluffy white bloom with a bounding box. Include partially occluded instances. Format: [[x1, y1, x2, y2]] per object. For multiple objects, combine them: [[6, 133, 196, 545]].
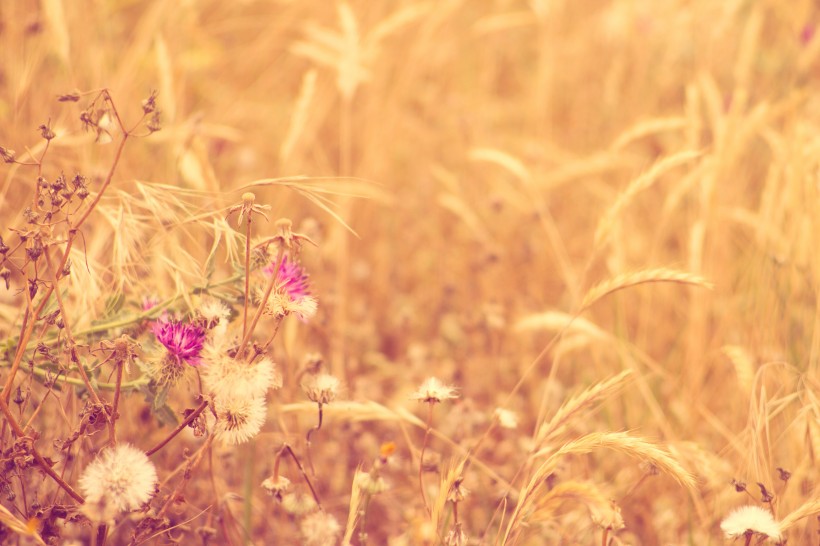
[[303, 373, 340, 405], [202, 354, 278, 400], [411, 377, 458, 404], [300, 510, 341, 546], [198, 297, 231, 327], [79, 444, 157, 519], [720, 505, 781, 541], [213, 396, 267, 445]]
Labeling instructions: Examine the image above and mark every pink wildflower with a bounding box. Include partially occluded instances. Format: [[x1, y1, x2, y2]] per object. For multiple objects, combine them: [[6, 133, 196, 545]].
[[264, 255, 311, 299], [152, 318, 206, 366]]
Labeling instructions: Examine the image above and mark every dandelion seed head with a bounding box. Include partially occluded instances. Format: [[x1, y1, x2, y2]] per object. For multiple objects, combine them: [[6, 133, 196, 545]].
[[197, 297, 231, 328], [720, 505, 781, 541], [261, 475, 291, 500], [303, 373, 340, 404], [78, 444, 157, 519], [213, 395, 267, 445], [281, 492, 317, 516], [203, 353, 278, 400], [300, 510, 341, 546], [412, 377, 458, 404]]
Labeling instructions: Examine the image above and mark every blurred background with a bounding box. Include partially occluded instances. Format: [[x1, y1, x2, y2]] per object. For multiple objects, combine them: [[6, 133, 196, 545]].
[[1, 0, 819, 544]]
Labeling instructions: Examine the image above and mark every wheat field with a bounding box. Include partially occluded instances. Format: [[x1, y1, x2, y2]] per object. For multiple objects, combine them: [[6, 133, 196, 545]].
[[0, 1, 818, 545]]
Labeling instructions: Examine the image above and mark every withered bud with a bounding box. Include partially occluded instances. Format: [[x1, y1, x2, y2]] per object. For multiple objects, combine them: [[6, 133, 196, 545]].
[[57, 92, 81, 102], [51, 174, 66, 191], [23, 207, 39, 224], [38, 176, 48, 189], [13, 387, 24, 406], [0, 268, 10, 290], [146, 110, 161, 133], [26, 239, 44, 262], [777, 467, 791, 482], [731, 479, 747, 492], [757, 482, 774, 503], [76, 186, 89, 200], [62, 259, 71, 277], [0, 236, 9, 255], [0, 146, 16, 163], [39, 123, 55, 141], [141, 90, 158, 114]]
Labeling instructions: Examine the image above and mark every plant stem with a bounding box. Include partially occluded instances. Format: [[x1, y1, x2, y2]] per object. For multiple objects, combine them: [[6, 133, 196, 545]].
[[108, 360, 124, 446], [418, 403, 434, 515], [242, 213, 253, 339], [305, 403, 323, 477], [145, 399, 208, 457], [235, 247, 284, 359]]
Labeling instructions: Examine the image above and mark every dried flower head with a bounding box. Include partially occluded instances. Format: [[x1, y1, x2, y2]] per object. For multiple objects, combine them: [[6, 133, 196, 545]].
[[412, 377, 458, 404], [261, 475, 291, 501], [152, 318, 206, 367], [720, 505, 782, 541], [78, 444, 157, 520], [303, 373, 340, 405], [300, 510, 341, 546], [213, 395, 267, 445], [444, 522, 467, 546]]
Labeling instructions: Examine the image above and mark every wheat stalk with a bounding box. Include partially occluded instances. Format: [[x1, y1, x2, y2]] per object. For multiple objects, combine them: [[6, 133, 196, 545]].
[[581, 268, 714, 311]]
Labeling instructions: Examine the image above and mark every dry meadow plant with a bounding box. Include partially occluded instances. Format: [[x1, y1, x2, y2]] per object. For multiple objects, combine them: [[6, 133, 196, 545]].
[[1, 1, 819, 545]]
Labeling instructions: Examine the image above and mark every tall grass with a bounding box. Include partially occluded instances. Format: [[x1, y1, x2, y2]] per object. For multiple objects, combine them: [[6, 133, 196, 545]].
[[0, 0, 818, 544]]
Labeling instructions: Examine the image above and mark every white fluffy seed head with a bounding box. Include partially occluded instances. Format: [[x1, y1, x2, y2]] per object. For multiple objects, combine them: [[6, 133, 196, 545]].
[[203, 354, 278, 400], [78, 444, 157, 520], [720, 505, 782, 541], [303, 373, 340, 405], [411, 377, 458, 404], [213, 395, 267, 445], [300, 510, 341, 546]]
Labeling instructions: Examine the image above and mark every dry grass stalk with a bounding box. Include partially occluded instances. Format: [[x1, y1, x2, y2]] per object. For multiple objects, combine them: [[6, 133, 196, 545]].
[[581, 268, 714, 312], [535, 369, 634, 447], [593, 150, 702, 249]]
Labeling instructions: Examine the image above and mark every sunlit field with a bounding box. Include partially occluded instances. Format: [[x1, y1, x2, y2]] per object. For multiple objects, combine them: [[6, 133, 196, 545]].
[[0, 1, 818, 545]]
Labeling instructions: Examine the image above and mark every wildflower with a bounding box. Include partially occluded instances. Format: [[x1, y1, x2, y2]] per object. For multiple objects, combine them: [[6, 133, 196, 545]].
[[447, 476, 469, 503], [300, 510, 341, 546], [412, 377, 458, 404], [78, 444, 157, 520], [281, 492, 317, 516], [202, 353, 278, 400], [444, 522, 467, 546], [152, 318, 206, 367], [213, 395, 267, 445], [263, 255, 318, 320], [302, 373, 340, 405], [720, 505, 782, 542], [261, 475, 291, 501], [197, 297, 231, 328]]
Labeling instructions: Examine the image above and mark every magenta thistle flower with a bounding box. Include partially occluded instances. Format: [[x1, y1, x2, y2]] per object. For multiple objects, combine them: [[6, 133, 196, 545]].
[[264, 255, 311, 299], [152, 318, 206, 366], [262, 255, 318, 320]]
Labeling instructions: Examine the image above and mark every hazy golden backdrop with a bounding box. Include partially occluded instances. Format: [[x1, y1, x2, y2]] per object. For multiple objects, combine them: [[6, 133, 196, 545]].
[[0, 0, 818, 544]]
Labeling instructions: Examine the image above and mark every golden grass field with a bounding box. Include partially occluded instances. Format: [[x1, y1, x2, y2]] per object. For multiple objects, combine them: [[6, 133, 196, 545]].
[[0, 0, 819, 544]]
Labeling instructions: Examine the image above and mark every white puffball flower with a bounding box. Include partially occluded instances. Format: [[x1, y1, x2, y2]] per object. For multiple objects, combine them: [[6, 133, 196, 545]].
[[300, 510, 341, 546], [411, 377, 458, 404], [213, 395, 267, 445], [720, 505, 782, 541], [202, 353, 278, 400], [78, 444, 157, 518]]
